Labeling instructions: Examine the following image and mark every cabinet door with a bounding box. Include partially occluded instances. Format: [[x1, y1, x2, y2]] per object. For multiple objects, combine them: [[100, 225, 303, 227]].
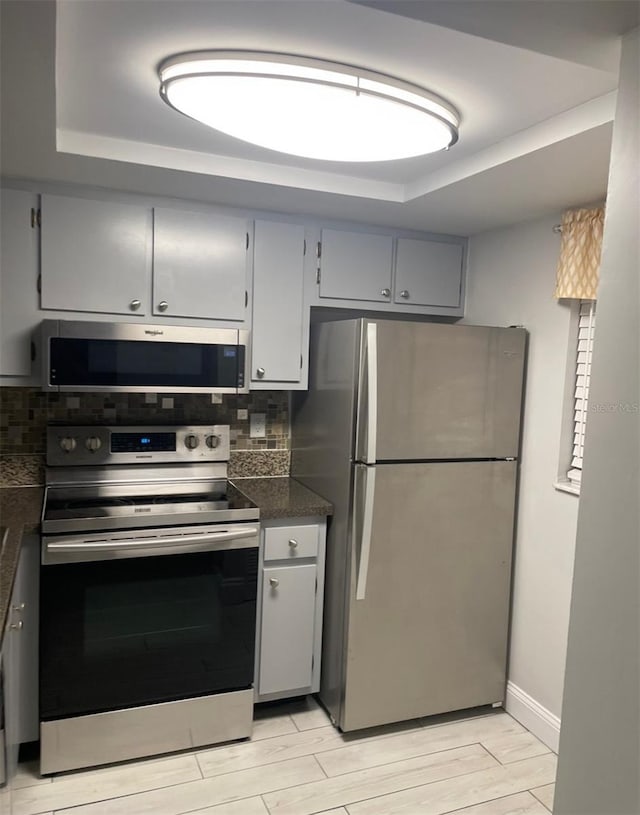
[[153, 208, 249, 321], [2, 574, 24, 789], [394, 238, 463, 307], [0, 189, 40, 376], [259, 564, 317, 695], [14, 535, 39, 744], [319, 229, 393, 303], [40, 194, 152, 316], [251, 221, 305, 387]]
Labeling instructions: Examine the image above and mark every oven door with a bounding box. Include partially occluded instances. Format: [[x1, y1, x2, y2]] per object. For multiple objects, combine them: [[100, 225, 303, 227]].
[[40, 525, 259, 722]]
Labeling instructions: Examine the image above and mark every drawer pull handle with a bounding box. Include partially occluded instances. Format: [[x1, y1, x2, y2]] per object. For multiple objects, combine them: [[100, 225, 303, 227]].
[[288, 539, 298, 549], [269, 577, 280, 588]]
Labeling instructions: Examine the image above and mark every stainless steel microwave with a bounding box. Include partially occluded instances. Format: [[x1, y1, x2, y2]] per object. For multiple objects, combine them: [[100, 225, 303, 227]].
[[38, 320, 250, 393]]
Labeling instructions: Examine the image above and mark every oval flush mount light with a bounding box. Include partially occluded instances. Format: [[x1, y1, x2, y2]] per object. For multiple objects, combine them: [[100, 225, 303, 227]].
[[158, 51, 459, 162]]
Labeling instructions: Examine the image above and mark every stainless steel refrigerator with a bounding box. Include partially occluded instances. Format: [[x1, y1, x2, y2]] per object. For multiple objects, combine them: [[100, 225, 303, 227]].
[[291, 318, 526, 732]]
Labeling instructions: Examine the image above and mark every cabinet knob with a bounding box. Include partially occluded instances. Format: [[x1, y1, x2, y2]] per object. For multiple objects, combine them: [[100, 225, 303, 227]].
[[10, 619, 24, 631], [12, 603, 25, 612], [269, 577, 280, 588], [256, 367, 265, 378], [158, 301, 169, 312], [288, 539, 298, 549], [399, 290, 410, 299], [380, 288, 391, 297], [129, 299, 142, 311]]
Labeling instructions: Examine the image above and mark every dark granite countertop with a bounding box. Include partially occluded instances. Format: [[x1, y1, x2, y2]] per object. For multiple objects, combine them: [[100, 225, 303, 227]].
[[0, 478, 330, 644], [232, 477, 333, 520], [0, 486, 43, 643]]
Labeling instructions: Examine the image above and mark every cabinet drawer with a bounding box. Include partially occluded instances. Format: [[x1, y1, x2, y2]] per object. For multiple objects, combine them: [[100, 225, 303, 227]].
[[264, 525, 318, 561]]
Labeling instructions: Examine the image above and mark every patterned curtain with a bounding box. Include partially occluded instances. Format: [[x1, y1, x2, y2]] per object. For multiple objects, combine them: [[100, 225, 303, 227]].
[[554, 206, 605, 299]]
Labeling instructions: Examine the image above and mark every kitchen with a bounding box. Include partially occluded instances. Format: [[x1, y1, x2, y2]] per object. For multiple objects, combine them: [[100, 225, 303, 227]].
[[0, 2, 638, 814]]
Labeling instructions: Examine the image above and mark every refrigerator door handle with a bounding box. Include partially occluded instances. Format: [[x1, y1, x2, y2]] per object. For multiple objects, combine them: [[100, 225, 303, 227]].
[[364, 322, 378, 464], [356, 465, 376, 600]]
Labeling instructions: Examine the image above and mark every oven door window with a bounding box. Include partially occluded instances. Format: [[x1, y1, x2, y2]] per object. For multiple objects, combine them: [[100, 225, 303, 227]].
[[40, 548, 258, 720]]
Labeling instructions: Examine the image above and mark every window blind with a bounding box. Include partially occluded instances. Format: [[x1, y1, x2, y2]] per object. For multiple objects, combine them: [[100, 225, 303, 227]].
[[568, 299, 596, 488]]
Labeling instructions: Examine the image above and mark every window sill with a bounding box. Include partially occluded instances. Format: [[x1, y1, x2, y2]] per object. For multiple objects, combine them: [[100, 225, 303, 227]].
[[554, 480, 580, 496]]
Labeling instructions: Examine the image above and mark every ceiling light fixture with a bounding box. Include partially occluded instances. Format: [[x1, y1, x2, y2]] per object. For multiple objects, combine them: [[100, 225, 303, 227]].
[[158, 51, 460, 162]]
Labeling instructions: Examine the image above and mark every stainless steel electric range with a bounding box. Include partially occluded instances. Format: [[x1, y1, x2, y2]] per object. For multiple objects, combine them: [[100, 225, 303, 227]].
[[39, 425, 260, 775]]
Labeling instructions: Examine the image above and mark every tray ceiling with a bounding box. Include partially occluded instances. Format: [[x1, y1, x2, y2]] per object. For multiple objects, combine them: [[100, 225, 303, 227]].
[[1, 0, 637, 234]]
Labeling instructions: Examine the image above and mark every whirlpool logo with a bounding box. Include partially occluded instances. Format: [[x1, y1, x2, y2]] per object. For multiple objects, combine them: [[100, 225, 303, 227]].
[[144, 329, 164, 336], [134, 507, 152, 513]]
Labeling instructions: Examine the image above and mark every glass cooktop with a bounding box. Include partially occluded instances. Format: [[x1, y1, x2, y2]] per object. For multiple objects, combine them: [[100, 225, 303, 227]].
[[43, 482, 259, 532]]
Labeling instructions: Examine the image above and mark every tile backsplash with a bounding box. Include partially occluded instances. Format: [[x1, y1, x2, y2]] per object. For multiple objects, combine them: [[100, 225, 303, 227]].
[[0, 387, 290, 485]]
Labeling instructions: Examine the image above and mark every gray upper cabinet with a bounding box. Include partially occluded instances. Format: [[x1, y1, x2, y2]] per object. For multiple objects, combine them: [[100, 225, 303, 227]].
[[40, 194, 152, 316], [319, 229, 394, 303], [251, 221, 307, 388], [394, 238, 463, 308], [0, 189, 40, 377], [153, 208, 249, 321]]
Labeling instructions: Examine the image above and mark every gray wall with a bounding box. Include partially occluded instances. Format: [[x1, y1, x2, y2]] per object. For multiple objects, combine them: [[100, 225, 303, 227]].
[[554, 26, 640, 815], [464, 215, 579, 741]]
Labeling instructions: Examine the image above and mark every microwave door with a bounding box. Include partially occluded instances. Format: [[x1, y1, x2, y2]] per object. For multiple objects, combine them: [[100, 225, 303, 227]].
[[39, 320, 249, 394]]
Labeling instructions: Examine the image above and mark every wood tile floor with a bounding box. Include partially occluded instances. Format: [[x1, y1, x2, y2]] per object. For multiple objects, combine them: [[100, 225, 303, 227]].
[[10, 697, 556, 815]]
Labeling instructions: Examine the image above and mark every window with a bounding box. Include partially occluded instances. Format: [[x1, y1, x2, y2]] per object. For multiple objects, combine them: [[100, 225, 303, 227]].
[[564, 299, 596, 492]]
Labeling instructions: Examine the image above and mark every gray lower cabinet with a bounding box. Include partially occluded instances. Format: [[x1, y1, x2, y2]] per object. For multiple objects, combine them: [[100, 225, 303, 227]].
[[255, 519, 326, 701], [1, 534, 39, 807]]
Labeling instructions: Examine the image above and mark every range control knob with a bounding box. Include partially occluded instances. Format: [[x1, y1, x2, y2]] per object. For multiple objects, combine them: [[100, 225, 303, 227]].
[[85, 436, 102, 452], [206, 434, 220, 449], [184, 434, 200, 450], [59, 436, 77, 453]]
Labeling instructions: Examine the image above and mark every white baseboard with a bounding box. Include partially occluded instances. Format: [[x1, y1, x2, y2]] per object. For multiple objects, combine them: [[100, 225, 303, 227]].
[[505, 681, 561, 753]]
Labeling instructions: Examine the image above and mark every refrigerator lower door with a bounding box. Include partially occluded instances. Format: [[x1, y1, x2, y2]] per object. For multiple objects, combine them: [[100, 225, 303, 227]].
[[341, 459, 517, 732]]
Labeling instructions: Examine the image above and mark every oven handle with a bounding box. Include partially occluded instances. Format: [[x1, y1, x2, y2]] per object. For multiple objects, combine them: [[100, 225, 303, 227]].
[[45, 526, 259, 559]]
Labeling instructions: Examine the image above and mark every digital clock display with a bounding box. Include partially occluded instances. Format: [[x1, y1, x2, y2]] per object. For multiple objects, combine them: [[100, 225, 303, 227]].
[[111, 432, 176, 453]]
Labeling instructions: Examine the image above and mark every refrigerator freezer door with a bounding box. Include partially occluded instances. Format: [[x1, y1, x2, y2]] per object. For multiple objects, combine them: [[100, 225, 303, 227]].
[[341, 459, 517, 732], [360, 321, 526, 461]]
